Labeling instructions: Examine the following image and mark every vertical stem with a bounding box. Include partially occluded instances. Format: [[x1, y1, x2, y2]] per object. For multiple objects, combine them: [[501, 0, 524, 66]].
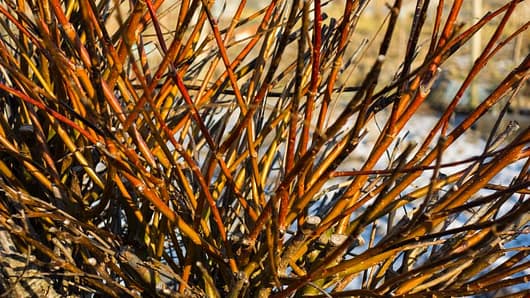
[[470, 0, 482, 108]]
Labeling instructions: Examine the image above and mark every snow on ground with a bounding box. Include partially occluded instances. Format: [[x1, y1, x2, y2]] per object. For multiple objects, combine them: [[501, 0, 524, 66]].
[[328, 100, 529, 294]]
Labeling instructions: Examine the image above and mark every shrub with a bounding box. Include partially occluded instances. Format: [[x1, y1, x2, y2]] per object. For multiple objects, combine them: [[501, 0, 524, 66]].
[[0, 0, 528, 297]]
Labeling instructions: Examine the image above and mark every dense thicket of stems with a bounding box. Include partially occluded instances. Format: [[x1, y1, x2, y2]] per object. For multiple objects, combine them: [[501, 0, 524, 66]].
[[0, 0, 528, 297]]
